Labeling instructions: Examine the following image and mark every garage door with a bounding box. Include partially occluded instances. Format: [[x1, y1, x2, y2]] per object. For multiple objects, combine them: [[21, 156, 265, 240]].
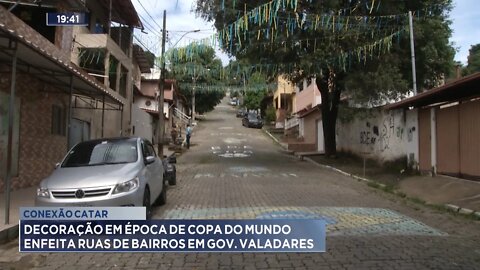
[[436, 105, 460, 176]]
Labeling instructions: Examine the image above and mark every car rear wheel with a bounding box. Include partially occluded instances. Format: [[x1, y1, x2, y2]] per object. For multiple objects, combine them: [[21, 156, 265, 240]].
[[143, 187, 151, 219], [168, 170, 176, 186]]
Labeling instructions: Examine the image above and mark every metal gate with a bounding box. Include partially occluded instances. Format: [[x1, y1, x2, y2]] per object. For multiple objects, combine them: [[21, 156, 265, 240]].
[[459, 100, 480, 178], [436, 105, 460, 176], [435, 99, 480, 179]]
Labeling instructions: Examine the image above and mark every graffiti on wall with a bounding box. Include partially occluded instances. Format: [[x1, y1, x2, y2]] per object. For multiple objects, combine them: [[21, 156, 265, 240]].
[[359, 112, 410, 152]]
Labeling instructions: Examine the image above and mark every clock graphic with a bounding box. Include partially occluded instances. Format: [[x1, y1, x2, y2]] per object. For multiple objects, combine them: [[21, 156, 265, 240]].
[[46, 12, 89, 26]]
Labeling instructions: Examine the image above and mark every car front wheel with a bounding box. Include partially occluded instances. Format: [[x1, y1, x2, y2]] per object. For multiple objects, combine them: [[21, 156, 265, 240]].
[[143, 187, 151, 219], [156, 180, 167, 205]]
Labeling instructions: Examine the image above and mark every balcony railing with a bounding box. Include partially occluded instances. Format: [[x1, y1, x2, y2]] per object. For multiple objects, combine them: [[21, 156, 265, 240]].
[[75, 33, 132, 68], [285, 117, 299, 130]]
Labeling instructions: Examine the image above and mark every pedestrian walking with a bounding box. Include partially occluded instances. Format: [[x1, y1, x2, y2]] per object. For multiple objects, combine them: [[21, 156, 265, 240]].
[[186, 124, 192, 149]]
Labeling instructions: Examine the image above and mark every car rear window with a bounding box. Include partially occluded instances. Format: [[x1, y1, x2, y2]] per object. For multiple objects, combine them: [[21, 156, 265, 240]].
[[62, 140, 138, 167]]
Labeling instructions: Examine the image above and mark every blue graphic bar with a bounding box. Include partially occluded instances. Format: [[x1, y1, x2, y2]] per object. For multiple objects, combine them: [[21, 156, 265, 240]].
[[20, 207, 146, 220], [20, 220, 326, 252]]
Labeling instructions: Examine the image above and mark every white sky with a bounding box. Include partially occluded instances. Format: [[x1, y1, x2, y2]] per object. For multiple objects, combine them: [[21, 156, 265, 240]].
[[132, 0, 479, 66]]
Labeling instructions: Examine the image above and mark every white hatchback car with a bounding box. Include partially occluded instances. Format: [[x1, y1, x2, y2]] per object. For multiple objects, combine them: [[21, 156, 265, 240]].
[[35, 137, 166, 218]]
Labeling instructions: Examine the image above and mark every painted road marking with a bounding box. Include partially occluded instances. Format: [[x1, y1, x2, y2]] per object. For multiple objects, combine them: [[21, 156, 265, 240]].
[[212, 145, 254, 158], [229, 166, 269, 173], [223, 138, 248, 144], [194, 173, 298, 178], [162, 206, 445, 237]]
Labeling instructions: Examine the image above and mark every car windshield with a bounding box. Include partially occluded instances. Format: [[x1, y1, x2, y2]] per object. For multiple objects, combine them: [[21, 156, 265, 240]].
[[248, 113, 259, 120], [62, 140, 138, 167]]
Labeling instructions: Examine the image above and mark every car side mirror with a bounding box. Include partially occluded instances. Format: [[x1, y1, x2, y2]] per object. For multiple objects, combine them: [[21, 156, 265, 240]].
[[168, 156, 177, 164], [146, 156, 156, 165]]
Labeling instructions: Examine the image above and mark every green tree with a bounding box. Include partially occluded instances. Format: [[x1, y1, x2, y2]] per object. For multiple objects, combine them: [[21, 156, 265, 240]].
[[170, 45, 224, 114], [196, 0, 455, 156], [243, 72, 268, 110], [464, 44, 480, 75]]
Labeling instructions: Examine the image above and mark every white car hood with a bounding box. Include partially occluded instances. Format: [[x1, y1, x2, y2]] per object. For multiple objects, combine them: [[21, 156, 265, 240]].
[[43, 162, 141, 190]]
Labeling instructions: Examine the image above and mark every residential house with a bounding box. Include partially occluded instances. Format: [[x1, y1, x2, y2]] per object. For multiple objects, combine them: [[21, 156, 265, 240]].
[[293, 78, 323, 153], [70, 0, 143, 142], [0, 0, 141, 191], [385, 72, 480, 180], [273, 75, 296, 128], [136, 75, 188, 144], [131, 44, 154, 141]]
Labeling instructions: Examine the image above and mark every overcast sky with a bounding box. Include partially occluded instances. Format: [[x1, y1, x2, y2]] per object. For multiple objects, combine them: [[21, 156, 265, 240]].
[[132, 0, 480, 65]]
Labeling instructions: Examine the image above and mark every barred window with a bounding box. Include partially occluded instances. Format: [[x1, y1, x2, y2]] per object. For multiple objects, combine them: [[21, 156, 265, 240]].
[[51, 105, 66, 136]]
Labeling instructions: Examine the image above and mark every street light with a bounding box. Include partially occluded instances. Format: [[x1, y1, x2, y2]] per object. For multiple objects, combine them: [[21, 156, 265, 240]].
[[171, 29, 200, 48]]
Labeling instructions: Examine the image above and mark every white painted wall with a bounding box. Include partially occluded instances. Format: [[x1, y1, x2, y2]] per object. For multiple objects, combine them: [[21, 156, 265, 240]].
[[405, 109, 419, 169], [336, 108, 419, 165]]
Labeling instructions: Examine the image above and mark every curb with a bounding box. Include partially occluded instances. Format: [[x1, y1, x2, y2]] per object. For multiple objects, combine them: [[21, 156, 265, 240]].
[[303, 157, 480, 220], [263, 128, 289, 150], [0, 224, 19, 244]]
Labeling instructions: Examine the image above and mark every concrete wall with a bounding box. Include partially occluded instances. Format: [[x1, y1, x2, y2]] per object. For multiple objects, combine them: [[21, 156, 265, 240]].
[[72, 99, 122, 139], [336, 108, 419, 165], [132, 104, 154, 142]]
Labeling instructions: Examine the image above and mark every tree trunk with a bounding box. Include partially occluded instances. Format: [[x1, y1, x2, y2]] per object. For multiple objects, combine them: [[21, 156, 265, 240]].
[[316, 73, 341, 157]]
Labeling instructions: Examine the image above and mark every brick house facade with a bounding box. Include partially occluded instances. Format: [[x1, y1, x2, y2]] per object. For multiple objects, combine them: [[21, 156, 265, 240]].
[[0, 1, 142, 191], [0, 69, 68, 190]]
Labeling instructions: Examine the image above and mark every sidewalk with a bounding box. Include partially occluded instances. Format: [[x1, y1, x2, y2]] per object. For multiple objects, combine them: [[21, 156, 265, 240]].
[[0, 145, 178, 243], [263, 129, 480, 215]]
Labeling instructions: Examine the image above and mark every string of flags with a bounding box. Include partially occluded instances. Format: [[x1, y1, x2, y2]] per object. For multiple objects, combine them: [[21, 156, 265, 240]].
[[161, 0, 445, 86], [169, 26, 406, 79], [167, 1, 440, 64]]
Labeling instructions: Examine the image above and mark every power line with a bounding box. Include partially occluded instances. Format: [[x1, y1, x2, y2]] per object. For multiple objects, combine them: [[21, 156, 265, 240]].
[[137, 13, 162, 36], [136, 0, 163, 31]]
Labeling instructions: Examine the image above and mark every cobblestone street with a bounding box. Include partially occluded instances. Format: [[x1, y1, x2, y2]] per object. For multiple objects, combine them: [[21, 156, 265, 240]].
[[1, 101, 480, 269]]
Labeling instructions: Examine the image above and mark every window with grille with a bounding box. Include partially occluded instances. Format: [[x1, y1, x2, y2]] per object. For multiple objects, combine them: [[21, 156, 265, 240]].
[[51, 105, 66, 136]]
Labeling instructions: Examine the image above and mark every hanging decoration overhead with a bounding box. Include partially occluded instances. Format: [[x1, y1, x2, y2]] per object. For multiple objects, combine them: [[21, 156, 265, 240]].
[[164, 0, 444, 86]]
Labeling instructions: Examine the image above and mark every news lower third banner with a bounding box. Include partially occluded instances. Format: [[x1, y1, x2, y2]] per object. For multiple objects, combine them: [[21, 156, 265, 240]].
[[19, 208, 326, 252]]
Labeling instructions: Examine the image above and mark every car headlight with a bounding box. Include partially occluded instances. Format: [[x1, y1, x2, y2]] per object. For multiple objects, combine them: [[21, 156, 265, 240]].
[[37, 187, 50, 198], [113, 178, 139, 194]]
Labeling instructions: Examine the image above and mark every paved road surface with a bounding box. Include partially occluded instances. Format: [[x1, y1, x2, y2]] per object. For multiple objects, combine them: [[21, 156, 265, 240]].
[[1, 100, 480, 269]]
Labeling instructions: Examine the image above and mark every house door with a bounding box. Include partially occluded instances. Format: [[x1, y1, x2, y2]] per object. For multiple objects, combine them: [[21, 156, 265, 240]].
[[69, 118, 90, 149], [317, 119, 324, 153]]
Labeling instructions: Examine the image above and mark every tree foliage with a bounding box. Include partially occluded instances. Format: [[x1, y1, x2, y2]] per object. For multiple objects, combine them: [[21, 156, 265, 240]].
[[243, 72, 268, 110], [195, 0, 455, 156], [170, 45, 224, 114], [464, 44, 480, 75]]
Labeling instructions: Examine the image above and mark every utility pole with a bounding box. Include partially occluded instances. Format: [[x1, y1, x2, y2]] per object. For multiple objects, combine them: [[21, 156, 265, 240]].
[[157, 10, 166, 156], [192, 67, 196, 125], [408, 11, 418, 95]]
